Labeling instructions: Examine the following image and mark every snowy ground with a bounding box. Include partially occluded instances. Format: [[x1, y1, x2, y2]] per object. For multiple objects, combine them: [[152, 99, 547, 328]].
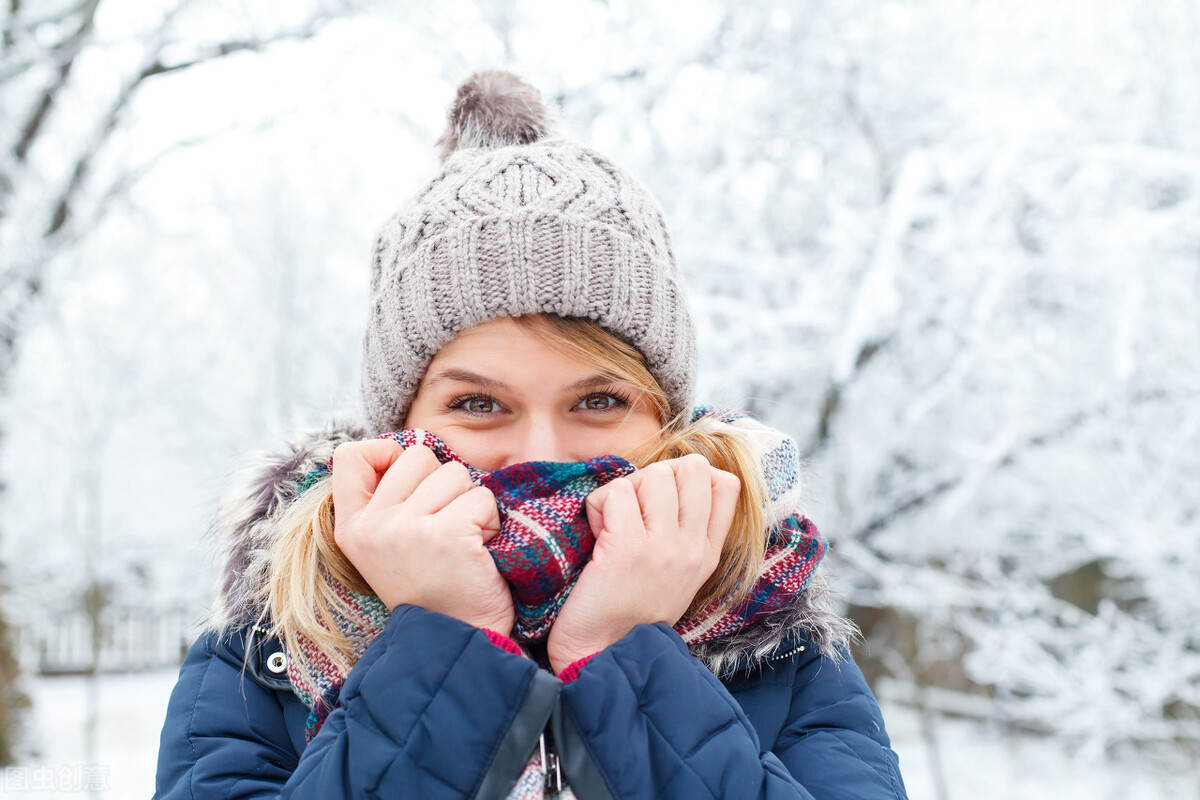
[[3, 670, 177, 799], [3, 669, 1197, 799]]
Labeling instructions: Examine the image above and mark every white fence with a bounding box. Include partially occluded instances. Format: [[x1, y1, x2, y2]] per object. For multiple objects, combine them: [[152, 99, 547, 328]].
[[18, 607, 200, 675]]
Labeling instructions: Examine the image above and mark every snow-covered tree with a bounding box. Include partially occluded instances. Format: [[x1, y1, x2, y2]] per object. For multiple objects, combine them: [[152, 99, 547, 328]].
[[3, 0, 1197, 765], [0, 0, 371, 762]]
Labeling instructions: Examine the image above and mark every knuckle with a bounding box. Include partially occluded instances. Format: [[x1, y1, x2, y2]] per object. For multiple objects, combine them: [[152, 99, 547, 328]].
[[403, 443, 434, 462], [643, 461, 670, 476], [684, 547, 707, 571], [331, 441, 359, 466], [440, 461, 474, 489], [439, 459, 468, 477], [455, 488, 484, 513], [609, 476, 634, 494]]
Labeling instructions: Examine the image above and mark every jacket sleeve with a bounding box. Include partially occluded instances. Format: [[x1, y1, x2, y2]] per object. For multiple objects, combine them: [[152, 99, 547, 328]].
[[558, 623, 907, 800], [154, 606, 558, 800]]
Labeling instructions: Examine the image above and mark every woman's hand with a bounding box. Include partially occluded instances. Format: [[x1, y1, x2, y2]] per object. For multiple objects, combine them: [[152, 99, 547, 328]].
[[546, 453, 740, 674], [331, 440, 515, 635]]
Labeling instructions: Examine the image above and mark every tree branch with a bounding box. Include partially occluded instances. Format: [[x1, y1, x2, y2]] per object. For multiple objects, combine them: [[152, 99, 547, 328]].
[[843, 61, 892, 202], [853, 388, 1182, 544], [67, 116, 281, 248], [11, 0, 100, 163], [0, 4, 347, 351], [806, 152, 929, 456], [44, 12, 336, 240], [2, 0, 18, 51]]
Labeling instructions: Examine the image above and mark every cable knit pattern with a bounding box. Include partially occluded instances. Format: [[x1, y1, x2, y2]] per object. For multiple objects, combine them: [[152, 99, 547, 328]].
[[360, 71, 696, 433]]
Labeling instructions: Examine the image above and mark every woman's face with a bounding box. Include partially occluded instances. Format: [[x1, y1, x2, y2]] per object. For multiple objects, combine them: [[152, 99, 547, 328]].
[[405, 317, 664, 471]]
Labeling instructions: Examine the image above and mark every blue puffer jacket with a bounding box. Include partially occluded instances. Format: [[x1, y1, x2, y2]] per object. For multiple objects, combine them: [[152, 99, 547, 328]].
[[153, 422, 908, 799], [155, 606, 905, 799]]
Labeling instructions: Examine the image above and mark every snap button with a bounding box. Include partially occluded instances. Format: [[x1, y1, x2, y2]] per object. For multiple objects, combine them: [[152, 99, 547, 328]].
[[266, 651, 287, 674]]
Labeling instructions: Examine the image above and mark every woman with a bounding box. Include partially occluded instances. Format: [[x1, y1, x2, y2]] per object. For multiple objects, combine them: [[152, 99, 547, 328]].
[[154, 71, 908, 799]]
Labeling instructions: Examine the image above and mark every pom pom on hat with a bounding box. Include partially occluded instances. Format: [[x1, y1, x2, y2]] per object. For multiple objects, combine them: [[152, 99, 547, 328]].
[[363, 71, 697, 434], [436, 70, 554, 162]]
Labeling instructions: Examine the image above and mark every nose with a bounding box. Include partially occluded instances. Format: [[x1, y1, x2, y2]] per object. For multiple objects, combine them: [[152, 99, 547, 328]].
[[502, 418, 574, 467]]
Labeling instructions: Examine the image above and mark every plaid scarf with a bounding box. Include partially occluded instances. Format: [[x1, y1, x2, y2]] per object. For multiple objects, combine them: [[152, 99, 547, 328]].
[[286, 409, 825, 746]]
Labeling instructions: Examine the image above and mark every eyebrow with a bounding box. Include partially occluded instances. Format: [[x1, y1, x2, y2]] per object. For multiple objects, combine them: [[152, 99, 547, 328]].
[[424, 369, 510, 392], [423, 368, 623, 393]]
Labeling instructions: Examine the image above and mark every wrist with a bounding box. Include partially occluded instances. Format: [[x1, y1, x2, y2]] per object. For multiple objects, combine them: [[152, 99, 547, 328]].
[[549, 635, 613, 674], [466, 609, 514, 637]]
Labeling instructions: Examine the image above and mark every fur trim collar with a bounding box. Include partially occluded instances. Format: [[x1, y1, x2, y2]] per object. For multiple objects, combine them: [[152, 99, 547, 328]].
[[207, 417, 854, 674]]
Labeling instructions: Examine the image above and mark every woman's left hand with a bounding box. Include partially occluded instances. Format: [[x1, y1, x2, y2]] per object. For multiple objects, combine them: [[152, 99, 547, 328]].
[[546, 454, 740, 674]]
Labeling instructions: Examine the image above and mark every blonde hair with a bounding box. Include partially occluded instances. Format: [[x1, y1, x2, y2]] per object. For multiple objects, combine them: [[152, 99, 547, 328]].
[[258, 315, 768, 685]]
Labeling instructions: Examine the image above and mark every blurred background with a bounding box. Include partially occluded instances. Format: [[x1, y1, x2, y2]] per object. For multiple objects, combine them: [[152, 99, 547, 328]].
[[1, 0, 1198, 797]]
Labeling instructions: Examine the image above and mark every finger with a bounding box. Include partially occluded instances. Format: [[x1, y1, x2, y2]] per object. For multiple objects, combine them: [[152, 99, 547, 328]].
[[371, 444, 441, 506], [634, 463, 679, 534], [590, 466, 646, 503], [404, 460, 478, 516], [706, 469, 740, 555], [438, 485, 502, 541], [674, 454, 715, 537], [587, 477, 644, 540], [583, 478, 619, 536], [331, 439, 404, 519], [584, 483, 609, 539]]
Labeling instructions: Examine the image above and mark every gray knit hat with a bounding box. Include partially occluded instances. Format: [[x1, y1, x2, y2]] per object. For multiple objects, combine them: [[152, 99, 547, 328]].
[[361, 70, 697, 434]]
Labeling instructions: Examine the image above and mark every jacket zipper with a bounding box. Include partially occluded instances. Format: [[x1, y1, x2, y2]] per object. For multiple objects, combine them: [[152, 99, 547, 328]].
[[767, 643, 806, 663], [539, 728, 563, 792]]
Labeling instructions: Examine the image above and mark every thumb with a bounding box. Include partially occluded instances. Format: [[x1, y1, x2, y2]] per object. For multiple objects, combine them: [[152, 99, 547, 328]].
[[331, 439, 403, 519]]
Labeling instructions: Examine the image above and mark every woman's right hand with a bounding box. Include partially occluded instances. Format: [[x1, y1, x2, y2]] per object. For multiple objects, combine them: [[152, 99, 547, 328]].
[[331, 440, 515, 636]]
